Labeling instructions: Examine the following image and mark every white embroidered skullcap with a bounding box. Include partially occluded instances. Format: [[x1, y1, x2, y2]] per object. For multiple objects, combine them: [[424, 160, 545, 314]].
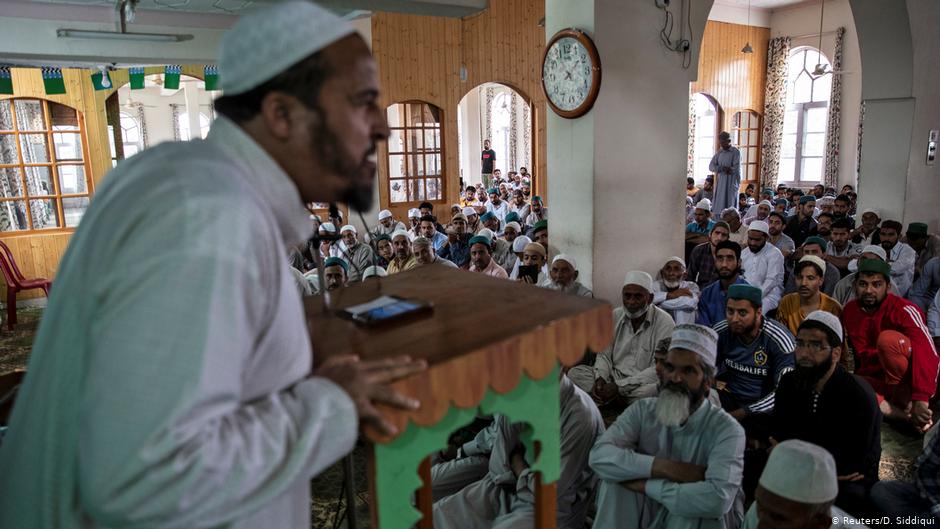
[[319, 222, 336, 233], [219, 1, 355, 95], [798, 255, 826, 274], [694, 198, 712, 211], [362, 265, 388, 279], [378, 209, 393, 221], [390, 229, 410, 241], [408, 208, 421, 218], [512, 235, 532, 253], [758, 200, 772, 207], [504, 221, 521, 233], [861, 245, 887, 261], [817, 196, 834, 205], [552, 254, 577, 271], [670, 324, 719, 367], [861, 208, 880, 217], [759, 440, 838, 504], [802, 310, 844, 342], [340, 224, 357, 234], [463, 207, 478, 217], [623, 270, 653, 292], [664, 256, 686, 268], [748, 220, 770, 236], [477, 228, 495, 241]]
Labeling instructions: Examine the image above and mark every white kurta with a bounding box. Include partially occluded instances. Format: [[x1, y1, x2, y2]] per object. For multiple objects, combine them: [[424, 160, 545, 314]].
[[0, 117, 358, 529], [886, 241, 917, 297], [741, 242, 785, 312], [652, 279, 700, 325]]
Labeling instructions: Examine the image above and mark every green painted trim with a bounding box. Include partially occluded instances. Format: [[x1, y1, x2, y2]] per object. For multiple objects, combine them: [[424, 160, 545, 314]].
[[372, 364, 561, 529]]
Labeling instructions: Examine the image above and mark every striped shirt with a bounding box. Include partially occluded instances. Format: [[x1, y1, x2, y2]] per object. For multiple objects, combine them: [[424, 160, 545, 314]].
[[713, 318, 796, 414]]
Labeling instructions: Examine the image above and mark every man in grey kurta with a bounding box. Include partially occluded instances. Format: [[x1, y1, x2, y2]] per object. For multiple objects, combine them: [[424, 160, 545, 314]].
[[431, 420, 498, 501], [337, 224, 375, 282], [710, 132, 741, 214], [433, 375, 605, 529], [590, 324, 746, 529]]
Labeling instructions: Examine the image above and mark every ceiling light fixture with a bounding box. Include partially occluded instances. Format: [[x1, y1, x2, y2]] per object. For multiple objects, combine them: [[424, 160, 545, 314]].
[[57, 29, 194, 42], [741, 0, 753, 53]]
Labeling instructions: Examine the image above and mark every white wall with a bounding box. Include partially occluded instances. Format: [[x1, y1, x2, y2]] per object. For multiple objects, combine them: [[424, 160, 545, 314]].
[[119, 75, 216, 148], [769, 0, 862, 190], [709, 1, 771, 27], [457, 82, 532, 187]]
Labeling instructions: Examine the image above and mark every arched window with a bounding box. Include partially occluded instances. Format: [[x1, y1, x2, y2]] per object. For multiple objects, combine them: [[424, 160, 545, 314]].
[[386, 101, 443, 204], [691, 93, 720, 183], [732, 110, 761, 184], [0, 98, 93, 232], [178, 112, 211, 141], [779, 47, 831, 184]]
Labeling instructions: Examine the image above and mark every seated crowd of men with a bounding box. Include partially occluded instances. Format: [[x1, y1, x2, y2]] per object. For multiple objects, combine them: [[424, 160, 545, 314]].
[[288, 178, 940, 528]]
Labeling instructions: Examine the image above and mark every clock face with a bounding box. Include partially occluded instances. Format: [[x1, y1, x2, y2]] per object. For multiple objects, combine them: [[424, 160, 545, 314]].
[[543, 36, 595, 112]]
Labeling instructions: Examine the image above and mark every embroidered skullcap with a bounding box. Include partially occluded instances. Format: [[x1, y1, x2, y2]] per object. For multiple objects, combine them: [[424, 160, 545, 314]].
[[523, 242, 546, 258], [378, 209, 393, 221], [861, 245, 887, 261], [319, 222, 337, 233], [323, 256, 348, 272], [552, 254, 577, 271], [512, 235, 532, 252], [694, 198, 712, 212], [748, 220, 770, 236], [728, 284, 763, 305], [759, 440, 838, 504], [340, 224, 357, 234], [670, 324, 719, 367], [623, 270, 653, 293], [801, 310, 843, 342], [463, 207, 478, 217], [798, 255, 827, 275], [505, 221, 521, 233], [390, 229, 410, 241], [664, 256, 686, 269], [362, 265, 387, 279]]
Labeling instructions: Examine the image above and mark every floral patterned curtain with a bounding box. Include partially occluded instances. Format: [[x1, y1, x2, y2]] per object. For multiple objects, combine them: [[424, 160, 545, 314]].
[[856, 100, 865, 184], [687, 92, 696, 180], [128, 102, 149, 149], [523, 101, 531, 172], [823, 27, 845, 188], [509, 91, 518, 171], [170, 103, 183, 142], [759, 36, 791, 188], [482, 86, 494, 147]]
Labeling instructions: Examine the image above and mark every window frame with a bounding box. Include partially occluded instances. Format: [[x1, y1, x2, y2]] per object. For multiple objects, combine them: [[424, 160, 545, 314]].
[[0, 97, 94, 235], [780, 47, 831, 186], [691, 92, 722, 184], [385, 100, 445, 206], [732, 110, 762, 185]]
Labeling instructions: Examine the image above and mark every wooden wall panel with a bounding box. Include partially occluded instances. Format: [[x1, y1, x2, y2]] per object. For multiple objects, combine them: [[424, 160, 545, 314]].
[[372, 0, 547, 221], [691, 21, 770, 132]]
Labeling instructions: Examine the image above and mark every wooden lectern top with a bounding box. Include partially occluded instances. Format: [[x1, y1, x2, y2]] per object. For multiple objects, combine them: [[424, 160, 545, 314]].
[[304, 264, 613, 443]]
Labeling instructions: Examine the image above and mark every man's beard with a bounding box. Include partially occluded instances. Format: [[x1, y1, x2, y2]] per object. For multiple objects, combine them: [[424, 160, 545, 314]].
[[717, 267, 737, 279], [655, 382, 705, 427], [791, 355, 833, 392], [311, 115, 375, 212], [663, 279, 681, 289], [624, 305, 649, 320], [818, 228, 831, 236]]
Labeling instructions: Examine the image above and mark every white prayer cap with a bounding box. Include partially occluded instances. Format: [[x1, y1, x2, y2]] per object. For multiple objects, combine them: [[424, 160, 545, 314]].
[[451, 203, 461, 210], [477, 228, 495, 241], [802, 310, 844, 342], [552, 254, 577, 271], [861, 245, 887, 261], [340, 224, 357, 234], [759, 440, 838, 504], [378, 209, 393, 221], [512, 235, 532, 253], [623, 270, 653, 293], [362, 265, 388, 279], [408, 208, 421, 218], [748, 220, 770, 236], [861, 208, 880, 217], [798, 255, 826, 274], [391, 229, 410, 241], [758, 200, 772, 207], [664, 256, 686, 269], [463, 207, 478, 217], [219, 1, 355, 95], [817, 196, 834, 205], [670, 324, 719, 367], [319, 222, 337, 233], [504, 221, 521, 233], [694, 198, 712, 212]]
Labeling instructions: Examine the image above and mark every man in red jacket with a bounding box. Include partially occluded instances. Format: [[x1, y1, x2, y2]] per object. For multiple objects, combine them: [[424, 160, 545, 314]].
[[842, 259, 938, 432]]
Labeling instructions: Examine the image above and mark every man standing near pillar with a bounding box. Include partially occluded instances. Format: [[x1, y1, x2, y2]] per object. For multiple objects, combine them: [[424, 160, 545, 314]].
[[481, 139, 496, 189], [709, 132, 741, 214]]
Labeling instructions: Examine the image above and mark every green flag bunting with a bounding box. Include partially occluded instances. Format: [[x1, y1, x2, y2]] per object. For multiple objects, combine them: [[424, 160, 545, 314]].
[[42, 67, 66, 95], [129, 67, 145, 90], [164, 64, 181, 90], [204, 65, 219, 91], [0, 67, 12, 95], [91, 70, 112, 91]]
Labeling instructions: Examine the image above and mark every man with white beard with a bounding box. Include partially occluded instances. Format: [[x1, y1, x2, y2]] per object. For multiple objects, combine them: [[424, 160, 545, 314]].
[[539, 255, 594, 297], [652, 256, 700, 324], [590, 324, 746, 529]]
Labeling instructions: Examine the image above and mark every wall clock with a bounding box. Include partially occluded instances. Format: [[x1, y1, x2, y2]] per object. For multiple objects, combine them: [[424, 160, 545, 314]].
[[541, 28, 601, 119]]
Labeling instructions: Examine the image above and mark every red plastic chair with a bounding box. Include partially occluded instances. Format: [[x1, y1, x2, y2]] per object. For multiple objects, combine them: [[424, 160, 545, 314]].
[[0, 240, 51, 330]]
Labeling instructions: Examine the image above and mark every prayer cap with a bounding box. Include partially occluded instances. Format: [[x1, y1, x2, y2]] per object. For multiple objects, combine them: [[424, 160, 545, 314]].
[[777, 183, 788, 188], [802, 236, 827, 249], [817, 196, 834, 205], [861, 208, 880, 217], [219, 0, 355, 95], [452, 203, 461, 209], [523, 242, 547, 258], [532, 195, 543, 202], [773, 198, 788, 206], [362, 265, 388, 279], [324, 256, 348, 272], [487, 187, 498, 194], [694, 198, 712, 212], [759, 200, 773, 207], [505, 212, 521, 224], [378, 209, 393, 221], [374, 234, 391, 242], [504, 221, 521, 233], [513, 235, 532, 252], [907, 222, 929, 237], [469, 235, 492, 248], [552, 254, 577, 271], [759, 440, 838, 504], [728, 284, 762, 305], [319, 222, 337, 233], [664, 256, 686, 269], [798, 255, 826, 275], [748, 220, 770, 236], [799, 195, 816, 205], [480, 211, 497, 222], [670, 324, 719, 368], [623, 270, 653, 292], [861, 245, 887, 261], [391, 229, 410, 241], [761, 187, 774, 195], [408, 208, 421, 218], [340, 224, 357, 234], [463, 207, 478, 217], [451, 213, 467, 222], [478, 228, 495, 240], [533, 219, 548, 233], [858, 258, 891, 279], [801, 310, 843, 342], [412, 236, 431, 248]]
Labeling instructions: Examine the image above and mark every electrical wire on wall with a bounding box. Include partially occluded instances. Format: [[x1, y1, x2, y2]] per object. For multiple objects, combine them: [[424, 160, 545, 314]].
[[656, 0, 694, 69]]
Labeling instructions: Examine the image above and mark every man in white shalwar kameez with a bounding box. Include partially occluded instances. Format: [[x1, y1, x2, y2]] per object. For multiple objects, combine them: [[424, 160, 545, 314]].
[[741, 220, 785, 313], [433, 374, 605, 529], [590, 324, 746, 529], [652, 256, 700, 324], [0, 3, 425, 529]]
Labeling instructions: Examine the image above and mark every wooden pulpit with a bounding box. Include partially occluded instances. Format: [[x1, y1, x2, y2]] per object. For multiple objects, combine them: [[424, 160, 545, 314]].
[[305, 264, 612, 529]]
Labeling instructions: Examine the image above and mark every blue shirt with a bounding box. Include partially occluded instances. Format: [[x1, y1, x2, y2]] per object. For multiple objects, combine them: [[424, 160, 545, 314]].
[[696, 276, 750, 327], [437, 233, 470, 267], [686, 220, 716, 235], [909, 256, 940, 314], [428, 231, 448, 253], [713, 318, 795, 415]]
